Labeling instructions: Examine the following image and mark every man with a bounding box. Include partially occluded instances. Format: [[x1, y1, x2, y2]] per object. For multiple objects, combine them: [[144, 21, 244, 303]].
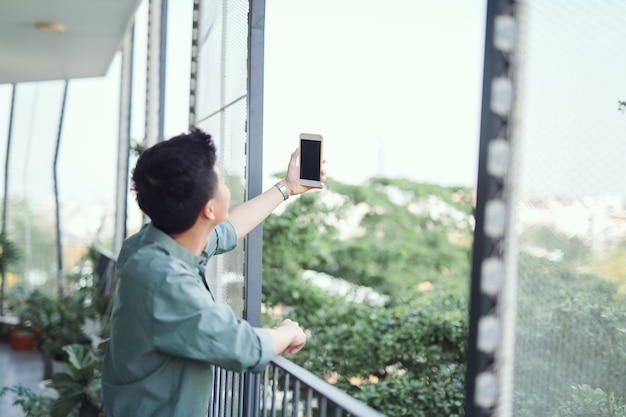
[[102, 128, 324, 416]]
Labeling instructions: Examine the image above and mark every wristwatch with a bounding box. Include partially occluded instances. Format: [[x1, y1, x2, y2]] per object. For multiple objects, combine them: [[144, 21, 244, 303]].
[[274, 182, 289, 201]]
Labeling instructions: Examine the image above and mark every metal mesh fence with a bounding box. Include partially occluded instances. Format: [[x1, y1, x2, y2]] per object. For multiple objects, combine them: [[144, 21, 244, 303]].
[[509, 1, 626, 415], [468, 1, 626, 416]]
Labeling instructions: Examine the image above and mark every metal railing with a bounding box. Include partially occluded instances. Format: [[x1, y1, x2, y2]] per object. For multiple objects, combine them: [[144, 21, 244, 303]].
[[210, 356, 386, 417]]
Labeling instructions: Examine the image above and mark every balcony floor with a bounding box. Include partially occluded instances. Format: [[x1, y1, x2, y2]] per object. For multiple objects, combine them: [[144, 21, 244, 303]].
[[0, 337, 43, 417]]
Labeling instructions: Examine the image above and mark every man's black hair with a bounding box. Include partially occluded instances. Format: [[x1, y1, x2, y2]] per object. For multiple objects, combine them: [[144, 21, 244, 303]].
[[131, 128, 218, 234]]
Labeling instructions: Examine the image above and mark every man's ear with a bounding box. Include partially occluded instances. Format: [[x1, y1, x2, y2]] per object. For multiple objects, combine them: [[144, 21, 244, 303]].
[[201, 199, 217, 221]]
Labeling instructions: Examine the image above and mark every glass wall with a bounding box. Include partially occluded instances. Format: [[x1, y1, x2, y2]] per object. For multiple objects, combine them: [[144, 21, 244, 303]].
[[0, 76, 120, 297], [194, 0, 252, 317]]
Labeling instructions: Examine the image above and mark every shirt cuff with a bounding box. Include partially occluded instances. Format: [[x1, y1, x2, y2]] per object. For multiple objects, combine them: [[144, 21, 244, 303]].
[[251, 328, 277, 372]]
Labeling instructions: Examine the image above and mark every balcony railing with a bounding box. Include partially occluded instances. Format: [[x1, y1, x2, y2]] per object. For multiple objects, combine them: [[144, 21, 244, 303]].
[[210, 356, 386, 417]]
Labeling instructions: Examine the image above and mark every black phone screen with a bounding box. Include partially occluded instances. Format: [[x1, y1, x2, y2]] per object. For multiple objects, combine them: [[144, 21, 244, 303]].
[[300, 139, 322, 181]]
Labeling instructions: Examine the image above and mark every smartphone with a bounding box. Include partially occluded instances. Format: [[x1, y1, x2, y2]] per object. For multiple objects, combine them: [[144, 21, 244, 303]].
[[299, 133, 324, 188]]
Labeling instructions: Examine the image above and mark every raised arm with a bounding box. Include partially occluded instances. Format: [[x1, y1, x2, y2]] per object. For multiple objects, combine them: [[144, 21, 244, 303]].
[[227, 147, 325, 239]]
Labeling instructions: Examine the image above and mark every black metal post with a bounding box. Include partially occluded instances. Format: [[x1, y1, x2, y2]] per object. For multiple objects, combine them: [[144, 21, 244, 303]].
[[0, 84, 17, 315], [244, 0, 265, 328], [114, 23, 135, 259], [158, 0, 168, 142], [188, 0, 200, 128], [465, 0, 514, 415], [53, 81, 69, 297], [243, 0, 266, 416]]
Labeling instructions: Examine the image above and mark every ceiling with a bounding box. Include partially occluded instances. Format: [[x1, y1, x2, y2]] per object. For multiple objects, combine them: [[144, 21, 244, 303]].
[[0, 0, 143, 84]]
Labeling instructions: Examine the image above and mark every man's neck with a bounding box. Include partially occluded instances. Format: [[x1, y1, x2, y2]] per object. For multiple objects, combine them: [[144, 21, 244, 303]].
[[171, 224, 215, 256]]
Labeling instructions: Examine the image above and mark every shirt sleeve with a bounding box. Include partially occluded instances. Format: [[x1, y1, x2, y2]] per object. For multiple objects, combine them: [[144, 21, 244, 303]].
[[151, 264, 275, 373], [214, 220, 238, 254]]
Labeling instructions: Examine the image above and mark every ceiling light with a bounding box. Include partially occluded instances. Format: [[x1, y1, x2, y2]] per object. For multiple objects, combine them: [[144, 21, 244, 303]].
[[35, 22, 65, 33]]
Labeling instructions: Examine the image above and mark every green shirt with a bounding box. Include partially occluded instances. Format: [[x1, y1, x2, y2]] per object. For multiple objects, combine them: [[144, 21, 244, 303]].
[[102, 222, 276, 417]]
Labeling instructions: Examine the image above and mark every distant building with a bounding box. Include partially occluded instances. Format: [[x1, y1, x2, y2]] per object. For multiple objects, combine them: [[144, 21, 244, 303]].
[[517, 193, 626, 253]]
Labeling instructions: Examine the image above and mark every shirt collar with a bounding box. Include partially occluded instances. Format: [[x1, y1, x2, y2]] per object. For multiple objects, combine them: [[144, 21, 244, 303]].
[[142, 223, 208, 267]]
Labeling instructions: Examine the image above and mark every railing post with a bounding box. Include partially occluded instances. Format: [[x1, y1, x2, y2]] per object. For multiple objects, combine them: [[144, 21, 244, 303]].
[[243, 373, 260, 417]]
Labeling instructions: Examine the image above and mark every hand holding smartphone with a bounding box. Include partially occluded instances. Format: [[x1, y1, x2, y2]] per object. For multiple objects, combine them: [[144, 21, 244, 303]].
[[298, 133, 324, 188]]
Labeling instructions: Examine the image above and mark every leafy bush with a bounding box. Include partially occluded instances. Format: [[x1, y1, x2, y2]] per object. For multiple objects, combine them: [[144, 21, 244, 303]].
[[554, 385, 626, 417], [0, 344, 102, 417], [356, 370, 464, 417], [264, 178, 472, 303], [48, 344, 102, 417], [0, 384, 52, 417], [262, 179, 473, 417], [513, 254, 626, 417], [17, 289, 93, 380], [263, 255, 468, 416], [18, 290, 93, 354], [0, 232, 21, 272]]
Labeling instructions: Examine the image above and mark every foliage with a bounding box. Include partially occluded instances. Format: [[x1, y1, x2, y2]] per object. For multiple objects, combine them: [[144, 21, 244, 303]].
[[554, 385, 626, 417], [590, 246, 626, 294], [3, 282, 28, 315], [265, 178, 472, 303], [356, 370, 464, 417], [17, 289, 93, 380], [264, 176, 626, 417], [513, 254, 626, 417], [18, 289, 92, 354], [369, 177, 474, 214], [263, 191, 340, 273], [65, 246, 115, 340], [0, 232, 21, 314], [262, 178, 473, 416], [0, 384, 52, 417], [519, 225, 591, 264], [0, 232, 21, 272], [263, 272, 467, 416], [0, 344, 102, 417], [1, 198, 59, 290], [48, 344, 103, 417]]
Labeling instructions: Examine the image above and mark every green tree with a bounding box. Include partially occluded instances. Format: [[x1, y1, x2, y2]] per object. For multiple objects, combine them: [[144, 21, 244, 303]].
[[271, 178, 473, 303], [2, 198, 60, 294], [513, 254, 626, 417], [262, 178, 473, 417], [519, 225, 591, 263]]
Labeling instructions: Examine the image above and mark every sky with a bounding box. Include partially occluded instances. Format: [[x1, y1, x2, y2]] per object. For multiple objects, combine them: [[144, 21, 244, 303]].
[[262, 0, 486, 187], [515, 0, 626, 198], [0, 0, 488, 243], [4, 0, 625, 246]]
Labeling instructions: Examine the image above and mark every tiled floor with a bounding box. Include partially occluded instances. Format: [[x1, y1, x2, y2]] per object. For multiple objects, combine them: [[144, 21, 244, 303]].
[[0, 337, 43, 417]]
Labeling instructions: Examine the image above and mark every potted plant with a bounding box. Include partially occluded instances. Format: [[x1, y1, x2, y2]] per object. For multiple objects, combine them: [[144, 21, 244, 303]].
[[47, 343, 103, 417], [17, 289, 93, 380], [3, 285, 40, 351], [8, 323, 38, 350], [0, 232, 20, 281], [0, 233, 22, 342], [1, 343, 103, 417]]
